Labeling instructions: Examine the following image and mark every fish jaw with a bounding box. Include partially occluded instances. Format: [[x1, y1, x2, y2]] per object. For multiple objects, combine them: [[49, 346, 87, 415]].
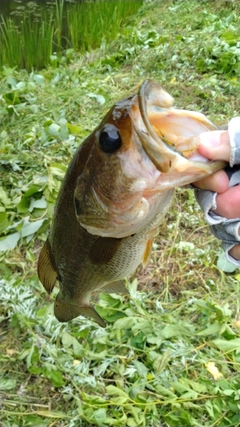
[[135, 79, 227, 184]]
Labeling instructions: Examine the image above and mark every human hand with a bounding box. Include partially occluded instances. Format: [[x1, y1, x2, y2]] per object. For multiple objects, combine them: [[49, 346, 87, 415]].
[[195, 120, 240, 262], [196, 130, 240, 217]]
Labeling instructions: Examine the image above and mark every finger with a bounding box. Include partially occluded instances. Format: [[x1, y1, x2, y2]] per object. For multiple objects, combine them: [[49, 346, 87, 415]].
[[197, 131, 231, 162], [229, 244, 240, 261], [194, 170, 229, 193], [215, 186, 240, 218]]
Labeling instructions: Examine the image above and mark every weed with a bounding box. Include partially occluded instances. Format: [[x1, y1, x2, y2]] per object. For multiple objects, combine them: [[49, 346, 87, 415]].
[[0, 0, 143, 71]]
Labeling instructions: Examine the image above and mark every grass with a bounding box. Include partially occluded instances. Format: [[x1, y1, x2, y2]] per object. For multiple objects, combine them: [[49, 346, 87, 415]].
[[0, 11, 55, 70], [0, 0, 143, 70], [0, 0, 240, 426], [66, 0, 143, 52]]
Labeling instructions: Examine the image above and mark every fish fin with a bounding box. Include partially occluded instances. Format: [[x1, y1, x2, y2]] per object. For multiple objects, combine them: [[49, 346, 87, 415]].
[[37, 239, 58, 294], [142, 237, 153, 267], [89, 237, 122, 265], [80, 305, 106, 327], [101, 280, 130, 295], [54, 296, 106, 327]]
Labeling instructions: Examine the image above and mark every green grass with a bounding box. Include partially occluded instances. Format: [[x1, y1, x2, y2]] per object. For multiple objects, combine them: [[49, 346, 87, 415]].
[[0, 0, 143, 71], [0, 0, 240, 426], [66, 0, 143, 52], [0, 12, 55, 70]]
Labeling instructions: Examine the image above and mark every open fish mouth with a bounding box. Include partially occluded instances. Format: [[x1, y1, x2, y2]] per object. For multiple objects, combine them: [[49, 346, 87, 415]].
[[133, 79, 226, 182]]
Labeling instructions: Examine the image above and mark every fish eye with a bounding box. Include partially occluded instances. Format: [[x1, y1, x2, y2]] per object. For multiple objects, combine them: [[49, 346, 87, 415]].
[[99, 124, 122, 153]]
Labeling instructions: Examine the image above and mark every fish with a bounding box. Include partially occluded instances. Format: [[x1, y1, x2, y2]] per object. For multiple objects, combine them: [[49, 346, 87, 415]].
[[37, 79, 226, 327]]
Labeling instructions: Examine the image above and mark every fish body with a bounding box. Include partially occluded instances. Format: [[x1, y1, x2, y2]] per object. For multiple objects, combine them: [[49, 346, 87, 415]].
[[38, 80, 226, 326]]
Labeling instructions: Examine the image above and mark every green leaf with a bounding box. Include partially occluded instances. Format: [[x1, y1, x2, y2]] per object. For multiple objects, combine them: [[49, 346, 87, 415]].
[[21, 218, 45, 237], [21, 219, 45, 237], [155, 384, 177, 399], [217, 250, 237, 272], [0, 212, 9, 233], [113, 317, 137, 329], [106, 385, 129, 399], [67, 123, 84, 135], [29, 197, 47, 212], [48, 123, 60, 136], [33, 74, 45, 84], [92, 408, 107, 424], [0, 378, 17, 390], [61, 331, 83, 355], [222, 389, 235, 396], [213, 338, 240, 353], [197, 322, 221, 336], [88, 92, 105, 104], [26, 345, 40, 369], [181, 378, 207, 393], [0, 232, 20, 252], [0, 186, 11, 206], [49, 162, 67, 179], [17, 197, 30, 213], [43, 368, 65, 388], [133, 360, 148, 378], [24, 185, 41, 198], [82, 392, 107, 405]]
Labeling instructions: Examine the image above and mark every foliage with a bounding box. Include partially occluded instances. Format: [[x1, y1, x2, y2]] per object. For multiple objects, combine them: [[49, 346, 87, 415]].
[[0, 0, 143, 70], [0, 0, 240, 426]]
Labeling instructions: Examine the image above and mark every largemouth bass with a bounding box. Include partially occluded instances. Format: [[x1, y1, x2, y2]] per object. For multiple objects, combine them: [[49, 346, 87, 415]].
[[38, 80, 225, 327]]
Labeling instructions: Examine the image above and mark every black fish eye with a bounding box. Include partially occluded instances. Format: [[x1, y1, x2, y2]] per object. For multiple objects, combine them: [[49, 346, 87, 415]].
[[99, 124, 122, 153]]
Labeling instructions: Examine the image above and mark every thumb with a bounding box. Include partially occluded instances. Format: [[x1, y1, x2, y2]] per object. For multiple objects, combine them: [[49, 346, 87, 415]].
[[197, 130, 230, 162]]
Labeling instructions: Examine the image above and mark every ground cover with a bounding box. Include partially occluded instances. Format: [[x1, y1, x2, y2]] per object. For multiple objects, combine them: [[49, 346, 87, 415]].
[[0, 1, 240, 426]]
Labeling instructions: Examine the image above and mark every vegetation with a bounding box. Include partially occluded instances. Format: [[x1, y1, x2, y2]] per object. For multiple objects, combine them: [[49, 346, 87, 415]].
[[0, 0, 240, 426], [0, 0, 143, 70]]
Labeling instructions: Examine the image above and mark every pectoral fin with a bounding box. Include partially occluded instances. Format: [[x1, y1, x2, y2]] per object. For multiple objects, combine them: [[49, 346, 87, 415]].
[[37, 239, 58, 294], [89, 237, 122, 265], [101, 280, 129, 295], [142, 237, 153, 267]]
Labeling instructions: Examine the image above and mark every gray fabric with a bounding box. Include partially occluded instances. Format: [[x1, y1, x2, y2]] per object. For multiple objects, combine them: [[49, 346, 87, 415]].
[[195, 189, 218, 224], [222, 242, 240, 266], [211, 220, 240, 243], [195, 166, 240, 267]]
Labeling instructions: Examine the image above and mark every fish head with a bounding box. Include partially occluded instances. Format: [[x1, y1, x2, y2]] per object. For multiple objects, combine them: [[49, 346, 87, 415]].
[[74, 80, 226, 238], [74, 92, 165, 238]]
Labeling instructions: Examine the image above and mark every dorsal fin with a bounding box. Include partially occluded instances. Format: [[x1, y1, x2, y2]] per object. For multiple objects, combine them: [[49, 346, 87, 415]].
[[89, 237, 122, 265], [37, 239, 58, 294]]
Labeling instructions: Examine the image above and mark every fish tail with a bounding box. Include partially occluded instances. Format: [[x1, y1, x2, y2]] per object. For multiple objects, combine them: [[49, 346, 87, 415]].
[[54, 295, 106, 327]]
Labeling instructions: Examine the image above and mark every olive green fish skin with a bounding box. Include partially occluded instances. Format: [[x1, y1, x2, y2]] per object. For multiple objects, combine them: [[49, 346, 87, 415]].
[[46, 142, 173, 326], [38, 80, 226, 327]]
